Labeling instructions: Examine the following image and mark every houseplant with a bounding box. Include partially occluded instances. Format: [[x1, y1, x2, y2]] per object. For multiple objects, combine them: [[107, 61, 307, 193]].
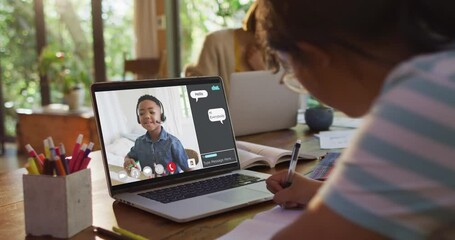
[[38, 45, 90, 110]]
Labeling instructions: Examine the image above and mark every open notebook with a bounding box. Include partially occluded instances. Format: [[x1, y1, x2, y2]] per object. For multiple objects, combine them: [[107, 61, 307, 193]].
[[90, 76, 273, 222]]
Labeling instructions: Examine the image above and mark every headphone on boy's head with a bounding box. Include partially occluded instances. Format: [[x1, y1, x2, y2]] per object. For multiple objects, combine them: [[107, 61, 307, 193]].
[[136, 94, 167, 124]]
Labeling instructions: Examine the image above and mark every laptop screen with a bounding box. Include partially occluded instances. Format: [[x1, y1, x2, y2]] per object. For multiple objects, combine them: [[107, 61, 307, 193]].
[[91, 77, 240, 191], [229, 70, 299, 136]]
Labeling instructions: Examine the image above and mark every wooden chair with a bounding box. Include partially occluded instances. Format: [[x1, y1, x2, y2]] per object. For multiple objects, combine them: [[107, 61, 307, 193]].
[[122, 50, 167, 80]]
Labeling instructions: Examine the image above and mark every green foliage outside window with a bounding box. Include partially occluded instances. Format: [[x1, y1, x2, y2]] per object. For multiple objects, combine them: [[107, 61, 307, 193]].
[[0, 0, 250, 138], [0, 0, 132, 137], [0, 0, 39, 137], [179, 0, 253, 70]]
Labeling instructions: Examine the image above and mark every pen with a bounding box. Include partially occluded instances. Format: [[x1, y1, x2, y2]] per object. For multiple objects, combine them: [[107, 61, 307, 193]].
[[113, 226, 149, 240], [284, 139, 301, 187], [93, 226, 133, 240]]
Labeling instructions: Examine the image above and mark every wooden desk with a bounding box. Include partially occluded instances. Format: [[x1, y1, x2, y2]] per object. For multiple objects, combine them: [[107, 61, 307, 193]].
[[16, 107, 100, 155], [0, 124, 321, 239]]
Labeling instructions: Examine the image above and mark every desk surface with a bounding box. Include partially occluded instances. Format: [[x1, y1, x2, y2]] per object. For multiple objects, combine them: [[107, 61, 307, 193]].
[[0, 124, 322, 239]]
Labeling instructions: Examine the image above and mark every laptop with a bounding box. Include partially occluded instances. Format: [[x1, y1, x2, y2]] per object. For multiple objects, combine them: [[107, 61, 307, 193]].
[[229, 70, 300, 136], [90, 76, 273, 222]]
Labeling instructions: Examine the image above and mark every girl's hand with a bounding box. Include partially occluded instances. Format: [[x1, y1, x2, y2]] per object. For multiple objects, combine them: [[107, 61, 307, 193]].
[[266, 170, 323, 208]]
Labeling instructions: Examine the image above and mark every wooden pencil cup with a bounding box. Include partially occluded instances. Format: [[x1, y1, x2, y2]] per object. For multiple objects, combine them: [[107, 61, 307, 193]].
[[23, 168, 92, 238]]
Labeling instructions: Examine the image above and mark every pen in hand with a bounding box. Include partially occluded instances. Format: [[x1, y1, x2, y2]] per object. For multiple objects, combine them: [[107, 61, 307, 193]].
[[283, 139, 301, 188]]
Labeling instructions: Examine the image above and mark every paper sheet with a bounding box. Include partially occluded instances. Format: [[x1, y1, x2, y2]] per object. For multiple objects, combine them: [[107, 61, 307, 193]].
[[332, 117, 363, 128], [317, 129, 356, 149], [218, 206, 303, 240]]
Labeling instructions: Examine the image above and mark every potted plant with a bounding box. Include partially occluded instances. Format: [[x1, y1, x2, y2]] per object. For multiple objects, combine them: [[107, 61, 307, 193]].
[[304, 95, 334, 132], [38, 45, 90, 110]]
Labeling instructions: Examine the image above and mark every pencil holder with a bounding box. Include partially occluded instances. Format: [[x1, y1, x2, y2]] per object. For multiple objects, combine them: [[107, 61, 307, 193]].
[[23, 168, 92, 238]]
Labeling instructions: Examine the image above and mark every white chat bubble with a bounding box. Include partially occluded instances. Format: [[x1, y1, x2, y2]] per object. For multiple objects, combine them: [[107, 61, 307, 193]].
[[190, 90, 208, 102], [208, 108, 226, 124]]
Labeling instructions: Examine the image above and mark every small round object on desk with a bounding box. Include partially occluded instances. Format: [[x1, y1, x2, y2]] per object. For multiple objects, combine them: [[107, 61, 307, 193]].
[[304, 107, 334, 132]]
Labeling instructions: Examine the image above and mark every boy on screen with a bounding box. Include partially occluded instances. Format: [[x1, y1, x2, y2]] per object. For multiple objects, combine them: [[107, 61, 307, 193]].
[[123, 94, 190, 178]]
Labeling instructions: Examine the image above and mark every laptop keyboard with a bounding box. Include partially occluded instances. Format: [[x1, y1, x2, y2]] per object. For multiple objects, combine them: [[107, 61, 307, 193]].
[[139, 173, 264, 203]]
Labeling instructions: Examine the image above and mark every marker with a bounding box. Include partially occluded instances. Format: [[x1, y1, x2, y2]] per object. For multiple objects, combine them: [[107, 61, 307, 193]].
[[83, 142, 94, 159], [46, 137, 66, 176], [54, 156, 67, 176], [47, 137, 57, 158], [25, 157, 39, 175], [93, 226, 131, 240], [72, 143, 87, 173], [59, 143, 69, 174], [54, 145, 67, 174], [24, 144, 40, 162], [42, 158, 55, 176], [38, 153, 46, 163], [70, 134, 83, 169], [43, 138, 51, 159], [112, 226, 148, 240], [284, 139, 301, 188], [25, 144, 43, 174], [79, 157, 92, 170], [55, 146, 60, 157]]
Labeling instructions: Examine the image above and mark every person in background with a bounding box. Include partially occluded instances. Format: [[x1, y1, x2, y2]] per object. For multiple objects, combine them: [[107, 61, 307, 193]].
[[184, 1, 266, 94], [258, 0, 455, 239]]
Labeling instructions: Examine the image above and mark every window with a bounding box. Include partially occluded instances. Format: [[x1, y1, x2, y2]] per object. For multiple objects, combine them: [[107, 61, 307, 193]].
[[179, 0, 254, 73]]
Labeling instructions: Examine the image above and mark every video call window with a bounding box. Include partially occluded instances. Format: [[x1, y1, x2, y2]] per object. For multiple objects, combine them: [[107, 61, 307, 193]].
[[95, 82, 238, 186]]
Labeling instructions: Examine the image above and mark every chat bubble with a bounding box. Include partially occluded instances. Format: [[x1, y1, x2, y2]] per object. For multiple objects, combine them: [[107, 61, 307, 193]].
[[190, 90, 208, 102], [208, 108, 226, 124]]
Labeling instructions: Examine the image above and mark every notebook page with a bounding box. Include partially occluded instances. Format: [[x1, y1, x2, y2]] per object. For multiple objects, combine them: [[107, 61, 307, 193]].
[[218, 206, 303, 240]]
